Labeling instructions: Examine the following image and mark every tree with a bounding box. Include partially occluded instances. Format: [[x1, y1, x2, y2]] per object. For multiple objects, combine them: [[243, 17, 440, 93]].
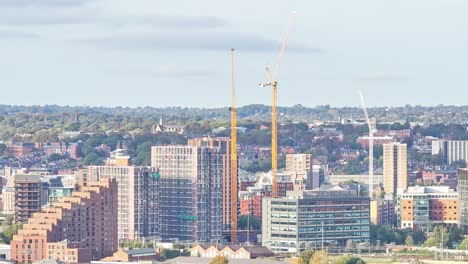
[[3, 215, 14, 226], [451, 160, 467, 169], [423, 225, 449, 247], [448, 225, 463, 245], [459, 238, 468, 250], [0, 143, 6, 156], [405, 235, 414, 246], [336, 256, 366, 264], [238, 215, 261, 231], [309, 250, 328, 264], [299, 249, 314, 264], [209, 256, 228, 264], [83, 152, 103, 165], [1, 223, 23, 244]]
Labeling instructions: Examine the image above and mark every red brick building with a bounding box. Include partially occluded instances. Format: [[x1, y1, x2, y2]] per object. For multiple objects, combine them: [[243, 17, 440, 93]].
[[10, 178, 118, 263]]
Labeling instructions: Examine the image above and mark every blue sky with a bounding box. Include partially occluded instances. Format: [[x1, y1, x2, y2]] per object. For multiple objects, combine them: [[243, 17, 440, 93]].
[[0, 0, 467, 107]]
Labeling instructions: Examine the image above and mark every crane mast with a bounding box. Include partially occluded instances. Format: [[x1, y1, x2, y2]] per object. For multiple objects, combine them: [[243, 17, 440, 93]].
[[230, 48, 238, 243], [260, 12, 296, 196], [359, 91, 375, 200]]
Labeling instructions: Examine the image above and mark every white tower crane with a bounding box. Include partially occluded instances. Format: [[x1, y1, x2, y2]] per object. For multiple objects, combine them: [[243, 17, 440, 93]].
[[359, 91, 376, 200]]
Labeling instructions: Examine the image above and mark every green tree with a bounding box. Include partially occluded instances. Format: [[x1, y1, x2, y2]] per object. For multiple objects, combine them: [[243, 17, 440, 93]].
[[209, 255, 228, 264], [336, 256, 366, 264], [309, 250, 328, 264], [3, 215, 14, 226], [299, 250, 314, 264], [423, 225, 449, 247], [1, 223, 23, 244], [405, 235, 414, 246], [449, 225, 463, 244], [451, 160, 467, 169], [83, 152, 103, 165], [238, 215, 261, 231], [459, 238, 468, 250], [0, 143, 6, 156]]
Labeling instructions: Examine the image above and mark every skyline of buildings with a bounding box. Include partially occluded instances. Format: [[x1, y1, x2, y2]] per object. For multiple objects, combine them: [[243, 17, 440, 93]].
[[0, 128, 468, 263]]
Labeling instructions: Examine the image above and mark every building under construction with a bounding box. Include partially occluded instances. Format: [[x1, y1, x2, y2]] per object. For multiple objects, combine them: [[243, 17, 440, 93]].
[[151, 145, 223, 243], [188, 137, 238, 237]]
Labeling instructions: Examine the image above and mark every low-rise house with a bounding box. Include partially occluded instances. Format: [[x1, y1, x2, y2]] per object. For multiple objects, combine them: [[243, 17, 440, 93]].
[[190, 245, 274, 259]]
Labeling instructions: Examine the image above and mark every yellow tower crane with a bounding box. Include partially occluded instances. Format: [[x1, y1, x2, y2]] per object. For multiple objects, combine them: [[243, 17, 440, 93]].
[[259, 12, 296, 196], [230, 48, 238, 243]]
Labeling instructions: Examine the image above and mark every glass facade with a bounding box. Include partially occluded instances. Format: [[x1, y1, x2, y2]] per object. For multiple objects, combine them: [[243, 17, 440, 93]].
[[263, 188, 370, 253]]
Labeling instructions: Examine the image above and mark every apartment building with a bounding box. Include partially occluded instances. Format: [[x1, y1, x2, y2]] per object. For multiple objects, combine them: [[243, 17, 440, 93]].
[[432, 140, 468, 165], [188, 137, 237, 233], [370, 199, 396, 226], [262, 186, 370, 253], [458, 168, 468, 232], [10, 178, 118, 263], [383, 143, 408, 195], [151, 145, 222, 243], [14, 174, 42, 222], [81, 165, 158, 241], [285, 154, 318, 190]]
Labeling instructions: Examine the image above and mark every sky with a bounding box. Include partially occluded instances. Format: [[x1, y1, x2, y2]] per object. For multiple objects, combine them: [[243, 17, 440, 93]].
[[0, 0, 468, 108]]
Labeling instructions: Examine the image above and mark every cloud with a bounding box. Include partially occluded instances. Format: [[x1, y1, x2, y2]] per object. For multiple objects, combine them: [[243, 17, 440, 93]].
[[0, 0, 90, 7], [86, 31, 319, 53], [110, 64, 217, 80], [0, 3, 226, 28], [0, 30, 39, 39]]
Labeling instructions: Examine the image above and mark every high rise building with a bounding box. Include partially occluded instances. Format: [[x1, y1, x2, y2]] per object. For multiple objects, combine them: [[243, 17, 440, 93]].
[[370, 199, 396, 226], [396, 186, 458, 231], [458, 168, 468, 232], [81, 165, 158, 241], [2, 187, 15, 215], [10, 178, 118, 263], [285, 154, 318, 190], [151, 145, 222, 243], [262, 186, 370, 253], [14, 174, 42, 222], [383, 143, 408, 195], [187, 137, 237, 233], [432, 140, 468, 165]]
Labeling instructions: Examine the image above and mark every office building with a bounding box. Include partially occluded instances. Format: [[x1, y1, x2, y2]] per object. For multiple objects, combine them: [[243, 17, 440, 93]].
[[396, 186, 458, 231], [188, 137, 237, 233], [262, 186, 370, 253], [285, 154, 317, 190], [14, 174, 42, 222], [458, 168, 468, 232], [383, 143, 408, 195], [81, 165, 158, 241], [10, 178, 118, 263], [432, 140, 468, 165]]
